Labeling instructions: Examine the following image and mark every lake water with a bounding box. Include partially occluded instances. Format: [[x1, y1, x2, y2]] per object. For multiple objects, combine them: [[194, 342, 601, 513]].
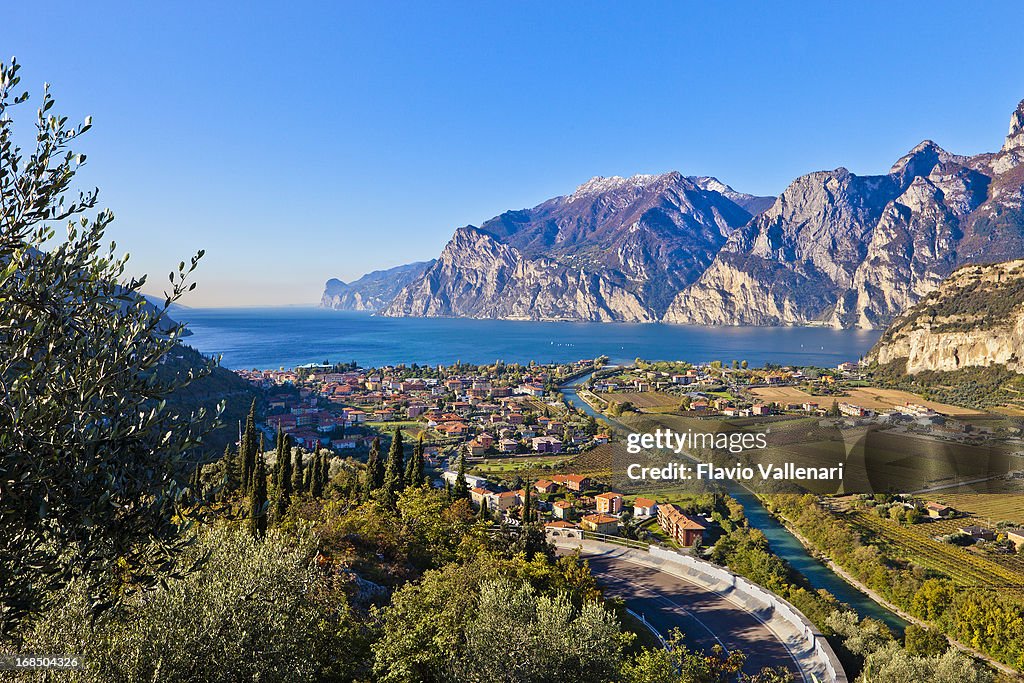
[[180, 308, 881, 370]]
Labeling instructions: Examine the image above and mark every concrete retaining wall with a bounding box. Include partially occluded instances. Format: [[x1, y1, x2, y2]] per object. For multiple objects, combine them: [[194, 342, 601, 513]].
[[652, 543, 846, 683], [549, 529, 847, 683]]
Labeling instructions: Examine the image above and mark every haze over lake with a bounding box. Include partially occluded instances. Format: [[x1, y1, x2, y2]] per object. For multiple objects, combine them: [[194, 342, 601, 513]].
[[181, 308, 881, 370]]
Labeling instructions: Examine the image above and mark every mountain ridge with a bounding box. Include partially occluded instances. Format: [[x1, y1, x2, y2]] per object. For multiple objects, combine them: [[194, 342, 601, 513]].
[[323, 97, 1024, 328]]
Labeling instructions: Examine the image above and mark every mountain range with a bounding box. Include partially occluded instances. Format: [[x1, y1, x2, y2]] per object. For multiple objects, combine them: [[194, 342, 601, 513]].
[[323, 98, 1024, 329]]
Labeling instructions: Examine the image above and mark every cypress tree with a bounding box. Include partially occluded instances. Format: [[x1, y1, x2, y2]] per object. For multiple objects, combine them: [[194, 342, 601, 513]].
[[383, 429, 405, 506], [452, 450, 469, 500], [303, 457, 313, 493], [273, 431, 293, 519], [479, 497, 489, 522], [365, 436, 384, 492], [415, 434, 426, 485], [248, 453, 268, 539], [278, 433, 293, 498], [292, 448, 305, 494], [222, 443, 239, 495], [522, 485, 532, 523], [241, 399, 258, 490], [308, 454, 319, 498], [403, 436, 419, 487], [320, 454, 331, 494]]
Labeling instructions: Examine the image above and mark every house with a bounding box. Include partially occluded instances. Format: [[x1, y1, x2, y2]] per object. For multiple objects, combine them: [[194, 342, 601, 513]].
[[466, 438, 488, 456], [959, 525, 995, 541], [470, 487, 491, 507], [552, 500, 573, 519], [595, 492, 624, 515], [488, 490, 521, 512], [441, 470, 488, 490], [580, 513, 619, 535], [498, 438, 519, 454], [658, 504, 707, 547], [633, 497, 658, 517], [534, 479, 557, 494], [1007, 529, 1024, 551], [531, 436, 563, 453], [925, 502, 955, 519], [550, 474, 589, 492]]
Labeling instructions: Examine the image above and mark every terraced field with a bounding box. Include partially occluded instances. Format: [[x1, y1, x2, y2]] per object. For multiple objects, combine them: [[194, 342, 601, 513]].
[[848, 511, 1024, 596]]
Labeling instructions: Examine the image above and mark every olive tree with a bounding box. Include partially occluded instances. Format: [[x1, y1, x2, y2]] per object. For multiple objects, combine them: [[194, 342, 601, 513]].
[[0, 58, 218, 639]]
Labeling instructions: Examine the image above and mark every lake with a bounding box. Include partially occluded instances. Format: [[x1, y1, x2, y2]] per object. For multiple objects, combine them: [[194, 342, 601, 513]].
[[179, 308, 881, 370]]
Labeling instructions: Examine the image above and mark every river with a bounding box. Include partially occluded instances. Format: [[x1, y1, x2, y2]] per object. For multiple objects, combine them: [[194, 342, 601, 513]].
[[560, 372, 908, 632]]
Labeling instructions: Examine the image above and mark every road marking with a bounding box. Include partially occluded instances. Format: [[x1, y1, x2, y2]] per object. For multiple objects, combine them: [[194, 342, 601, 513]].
[[588, 550, 813, 683]]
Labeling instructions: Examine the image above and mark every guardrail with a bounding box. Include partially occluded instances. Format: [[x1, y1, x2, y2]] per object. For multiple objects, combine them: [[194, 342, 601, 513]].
[[625, 607, 668, 650], [548, 528, 847, 683]]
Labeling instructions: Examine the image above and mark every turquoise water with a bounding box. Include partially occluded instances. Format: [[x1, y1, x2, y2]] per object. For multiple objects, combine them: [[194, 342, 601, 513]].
[[180, 308, 881, 370], [560, 374, 907, 631]]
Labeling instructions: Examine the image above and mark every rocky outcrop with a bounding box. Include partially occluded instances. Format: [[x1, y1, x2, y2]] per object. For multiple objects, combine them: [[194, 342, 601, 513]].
[[321, 261, 434, 311], [382, 227, 654, 321], [383, 172, 765, 321], [358, 98, 1024, 327], [667, 99, 1024, 328], [867, 260, 1024, 374]]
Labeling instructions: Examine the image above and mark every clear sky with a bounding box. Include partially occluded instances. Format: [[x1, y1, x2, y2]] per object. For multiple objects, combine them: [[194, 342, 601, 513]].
[[4, 2, 1024, 307]]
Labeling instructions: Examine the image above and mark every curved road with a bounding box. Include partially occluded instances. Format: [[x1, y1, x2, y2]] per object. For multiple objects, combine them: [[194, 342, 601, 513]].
[[561, 544, 812, 681]]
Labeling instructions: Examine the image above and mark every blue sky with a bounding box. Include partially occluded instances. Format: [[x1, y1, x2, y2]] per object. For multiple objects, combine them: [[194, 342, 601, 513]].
[[4, 1, 1023, 306]]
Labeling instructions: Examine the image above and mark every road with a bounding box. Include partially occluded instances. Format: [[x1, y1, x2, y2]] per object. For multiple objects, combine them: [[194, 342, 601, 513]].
[[567, 546, 808, 680]]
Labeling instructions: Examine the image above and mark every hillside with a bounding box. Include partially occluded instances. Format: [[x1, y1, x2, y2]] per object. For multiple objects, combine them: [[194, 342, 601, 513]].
[[321, 260, 435, 311], [332, 98, 1024, 328], [868, 259, 1024, 375]]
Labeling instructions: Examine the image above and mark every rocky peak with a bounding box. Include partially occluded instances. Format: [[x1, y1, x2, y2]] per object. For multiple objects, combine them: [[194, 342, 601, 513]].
[[889, 140, 958, 186], [1004, 99, 1024, 153], [566, 172, 685, 203]]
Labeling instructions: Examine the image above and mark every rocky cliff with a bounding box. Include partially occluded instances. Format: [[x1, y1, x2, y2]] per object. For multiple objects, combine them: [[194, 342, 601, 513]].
[[321, 261, 435, 311], [867, 260, 1024, 374], [381, 172, 766, 321], [328, 98, 1024, 327], [665, 99, 1024, 328]]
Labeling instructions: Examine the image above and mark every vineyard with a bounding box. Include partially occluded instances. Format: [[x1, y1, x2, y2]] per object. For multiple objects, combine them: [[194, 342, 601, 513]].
[[848, 511, 1024, 597], [931, 486, 1024, 526]]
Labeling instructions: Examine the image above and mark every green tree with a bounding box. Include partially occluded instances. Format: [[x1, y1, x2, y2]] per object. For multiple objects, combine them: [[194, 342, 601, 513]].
[[365, 436, 384, 492], [249, 454, 268, 539], [903, 624, 949, 657], [452, 451, 470, 500], [19, 526, 370, 682], [310, 454, 324, 499], [405, 433, 426, 487], [274, 428, 293, 519], [0, 60, 220, 637], [241, 399, 258, 490], [292, 448, 305, 494], [221, 443, 240, 496], [383, 428, 405, 506]]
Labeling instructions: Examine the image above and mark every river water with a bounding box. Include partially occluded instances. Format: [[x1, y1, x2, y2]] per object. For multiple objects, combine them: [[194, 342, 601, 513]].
[[560, 373, 907, 631]]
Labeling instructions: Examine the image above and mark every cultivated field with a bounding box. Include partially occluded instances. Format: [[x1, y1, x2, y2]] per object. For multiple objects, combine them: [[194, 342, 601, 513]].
[[846, 510, 1024, 597], [930, 484, 1024, 526], [749, 386, 986, 417]]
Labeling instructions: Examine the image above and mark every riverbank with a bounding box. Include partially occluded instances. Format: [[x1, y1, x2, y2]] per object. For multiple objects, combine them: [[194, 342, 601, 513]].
[[559, 371, 909, 632], [773, 509, 1021, 678]]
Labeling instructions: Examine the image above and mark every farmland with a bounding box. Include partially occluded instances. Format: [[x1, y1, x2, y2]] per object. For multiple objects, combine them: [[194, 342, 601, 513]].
[[845, 510, 1024, 597], [749, 385, 985, 417]]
